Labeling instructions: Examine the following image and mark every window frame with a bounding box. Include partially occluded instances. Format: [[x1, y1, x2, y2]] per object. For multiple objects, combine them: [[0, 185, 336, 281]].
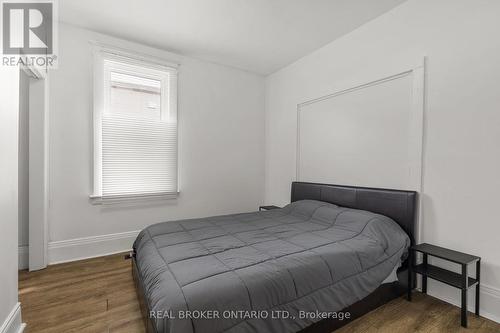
[[91, 43, 179, 204]]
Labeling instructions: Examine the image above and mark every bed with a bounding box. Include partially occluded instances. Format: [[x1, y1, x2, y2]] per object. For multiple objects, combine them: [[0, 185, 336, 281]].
[[132, 182, 417, 333]]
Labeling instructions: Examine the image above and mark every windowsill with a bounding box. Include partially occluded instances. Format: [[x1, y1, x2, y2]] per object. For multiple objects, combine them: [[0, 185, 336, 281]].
[[89, 192, 179, 205]]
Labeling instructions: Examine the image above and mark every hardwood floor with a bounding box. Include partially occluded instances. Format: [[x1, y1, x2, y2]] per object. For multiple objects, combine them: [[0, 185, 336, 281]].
[[19, 253, 500, 333], [19, 253, 144, 333], [336, 292, 500, 333]]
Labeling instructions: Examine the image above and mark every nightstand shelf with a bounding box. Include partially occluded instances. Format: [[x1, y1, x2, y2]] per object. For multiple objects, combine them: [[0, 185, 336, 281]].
[[412, 264, 478, 289], [259, 205, 280, 211], [407, 243, 481, 328]]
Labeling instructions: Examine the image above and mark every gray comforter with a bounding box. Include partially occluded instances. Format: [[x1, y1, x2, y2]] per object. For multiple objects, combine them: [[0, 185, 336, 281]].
[[133, 200, 410, 333]]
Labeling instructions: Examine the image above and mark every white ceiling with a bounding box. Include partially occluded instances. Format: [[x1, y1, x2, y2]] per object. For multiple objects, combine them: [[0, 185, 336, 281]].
[[59, 0, 407, 75]]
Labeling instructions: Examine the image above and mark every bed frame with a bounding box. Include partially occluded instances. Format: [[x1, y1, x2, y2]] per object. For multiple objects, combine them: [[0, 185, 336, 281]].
[[291, 182, 417, 332], [132, 181, 418, 333]]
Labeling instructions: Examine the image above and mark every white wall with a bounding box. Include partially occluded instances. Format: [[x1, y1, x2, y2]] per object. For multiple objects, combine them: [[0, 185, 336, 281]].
[[265, 0, 500, 322], [0, 66, 24, 332], [46, 23, 265, 262]]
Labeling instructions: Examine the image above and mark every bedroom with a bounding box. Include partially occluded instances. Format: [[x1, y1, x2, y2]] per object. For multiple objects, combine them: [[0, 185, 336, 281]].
[[1, 0, 499, 332]]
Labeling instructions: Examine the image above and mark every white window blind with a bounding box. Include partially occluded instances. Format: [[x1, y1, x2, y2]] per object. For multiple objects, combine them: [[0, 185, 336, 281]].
[[92, 47, 178, 201]]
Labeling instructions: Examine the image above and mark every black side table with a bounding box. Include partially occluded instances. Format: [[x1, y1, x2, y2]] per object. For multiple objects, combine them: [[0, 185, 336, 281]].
[[259, 205, 280, 211], [408, 243, 481, 328]]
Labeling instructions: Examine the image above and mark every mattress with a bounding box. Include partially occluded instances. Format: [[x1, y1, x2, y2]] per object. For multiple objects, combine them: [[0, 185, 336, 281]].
[[133, 200, 410, 333]]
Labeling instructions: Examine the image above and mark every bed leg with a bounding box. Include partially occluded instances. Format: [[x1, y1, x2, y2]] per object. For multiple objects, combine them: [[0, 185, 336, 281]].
[[407, 250, 412, 301]]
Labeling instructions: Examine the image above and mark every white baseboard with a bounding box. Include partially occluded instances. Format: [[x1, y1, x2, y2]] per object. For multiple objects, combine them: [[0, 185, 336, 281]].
[[427, 280, 500, 323], [48, 230, 140, 264], [18, 246, 28, 270], [0, 303, 26, 333]]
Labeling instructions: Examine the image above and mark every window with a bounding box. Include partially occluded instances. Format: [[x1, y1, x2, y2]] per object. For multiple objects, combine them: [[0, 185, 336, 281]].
[[92, 45, 178, 202]]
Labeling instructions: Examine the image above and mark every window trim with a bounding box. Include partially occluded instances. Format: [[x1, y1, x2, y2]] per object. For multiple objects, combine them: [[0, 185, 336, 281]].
[[91, 42, 179, 204]]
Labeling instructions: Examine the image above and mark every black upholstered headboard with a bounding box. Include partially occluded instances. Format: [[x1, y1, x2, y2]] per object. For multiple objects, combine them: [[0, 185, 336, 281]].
[[291, 182, 418, 244]]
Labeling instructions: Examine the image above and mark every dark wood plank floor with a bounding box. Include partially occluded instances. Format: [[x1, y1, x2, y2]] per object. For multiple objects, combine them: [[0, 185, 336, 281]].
[[19, 253, 500, 333]]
